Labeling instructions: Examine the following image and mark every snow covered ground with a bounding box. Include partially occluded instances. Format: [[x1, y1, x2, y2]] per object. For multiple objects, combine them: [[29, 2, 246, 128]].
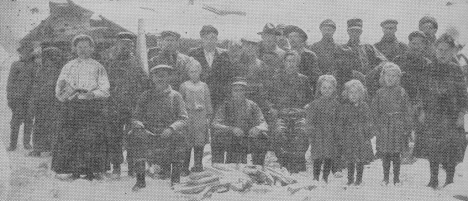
[[1, 0, 468, 200]]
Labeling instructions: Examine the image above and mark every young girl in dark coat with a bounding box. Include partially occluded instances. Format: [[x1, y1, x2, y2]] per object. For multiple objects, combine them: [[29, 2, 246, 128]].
[[371, 62, 411, 186], [338, 80, 374, 186], [305, 75, 339, 184]]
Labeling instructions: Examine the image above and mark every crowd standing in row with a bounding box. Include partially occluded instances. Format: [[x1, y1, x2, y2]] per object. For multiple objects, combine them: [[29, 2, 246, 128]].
[[6, 16, 468, 192]]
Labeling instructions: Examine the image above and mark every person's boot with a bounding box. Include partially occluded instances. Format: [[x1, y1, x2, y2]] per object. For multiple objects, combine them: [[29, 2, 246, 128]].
[[393, 159, 401, 186], [191, 146, 204, 173], [132, 161, 146, 192], [354, 163, 364, 186], [28, 150, 41, 157], [181, 148, 191, 176], [111, 164, 121, 179], [347, 163, 355, 186], [171, 162, 181, 184], [7, 145, 16, 151], [427, 161, 439, 189], [127, 157, 135, 177], [159, 163, 171, 180], [23, 121, 33, 150], [8, 126, 20, 151], [443, 163, 455, 188]]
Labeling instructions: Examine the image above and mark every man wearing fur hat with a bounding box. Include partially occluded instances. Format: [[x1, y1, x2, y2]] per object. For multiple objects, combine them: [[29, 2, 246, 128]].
[[105, 32, 148, 178], [374, 19, 408, 61], [343, 18, 387, 75]]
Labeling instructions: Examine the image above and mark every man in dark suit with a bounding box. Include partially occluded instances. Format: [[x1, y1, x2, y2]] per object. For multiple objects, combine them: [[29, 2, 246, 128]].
[[188, 25, 233, 112]]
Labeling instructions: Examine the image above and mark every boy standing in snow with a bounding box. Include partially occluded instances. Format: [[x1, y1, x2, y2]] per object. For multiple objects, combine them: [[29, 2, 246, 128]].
[[371, 62, 411, 186]]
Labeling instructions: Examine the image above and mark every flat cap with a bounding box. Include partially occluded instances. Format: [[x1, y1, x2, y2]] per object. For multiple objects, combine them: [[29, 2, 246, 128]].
[[231, 76, 248, 86], [284, 25, 308, 41], [419, 16, 438, 30], [72, 34, 95, 46], [160, 31, 181, 39], [200, 25, 218, 36], [320, 19, 336, 29], [380, 19, 398, 27], [258, 23, 281, 36], [347, 18, 363, 30], [149, 64, 173, 73], [117, 32, 137, 40]]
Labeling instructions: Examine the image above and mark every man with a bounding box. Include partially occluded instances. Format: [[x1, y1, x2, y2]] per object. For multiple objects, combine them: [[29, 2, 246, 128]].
[[310, 19, 340, 75], [6, 42, 36, 151], [284, 25, 322, 100], [268, 51, 309, 173], [130, 64, 188, 191], [212, 77, 268, 166], [374, 19, 408, 61], [188, 25, 234, 112], [258, 23, 286, 67], [148, 31, 195, 91], [276, 24, 291, 51], [393, 31, 433, 165], [343, 18, 387, 75], [419, 16, 438, 62], [105, 32, 147, 178]]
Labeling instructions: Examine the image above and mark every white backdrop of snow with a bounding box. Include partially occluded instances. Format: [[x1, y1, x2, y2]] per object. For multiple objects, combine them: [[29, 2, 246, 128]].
[[1, 0, 468, 200]]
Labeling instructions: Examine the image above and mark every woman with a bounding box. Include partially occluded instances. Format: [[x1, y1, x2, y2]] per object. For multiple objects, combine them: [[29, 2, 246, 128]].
[[413, 33, 467, 189], [52, 34, 110, 180]]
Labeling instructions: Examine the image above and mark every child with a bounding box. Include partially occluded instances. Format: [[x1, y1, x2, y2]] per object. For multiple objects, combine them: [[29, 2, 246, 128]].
[[305, 75, 340, 184], [371, 62, 411, 186], [338, 80, 374, 186], [180, 61, 213, 175]]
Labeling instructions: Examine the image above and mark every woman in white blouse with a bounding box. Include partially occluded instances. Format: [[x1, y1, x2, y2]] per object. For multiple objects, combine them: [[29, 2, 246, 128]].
[[52, 34, 110, 181]]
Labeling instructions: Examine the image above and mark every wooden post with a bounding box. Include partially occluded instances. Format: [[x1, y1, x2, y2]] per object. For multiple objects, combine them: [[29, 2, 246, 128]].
[[137, 18, 149, 75]]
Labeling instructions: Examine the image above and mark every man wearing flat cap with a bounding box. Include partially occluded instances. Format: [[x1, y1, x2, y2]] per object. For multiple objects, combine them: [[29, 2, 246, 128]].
[[188, 25, 234, 113], [258, 23, 286, 65], [284, 25, 321, 101], [104, 31, 148, 178], [418, 16, 438, 62], [148, 30, 196, 91], [343, 18, 387, 75], [374, 19, 408, 61], [130, 64, 188, 191], [211, 77, 269, 165], [311, 19, 340, 75]]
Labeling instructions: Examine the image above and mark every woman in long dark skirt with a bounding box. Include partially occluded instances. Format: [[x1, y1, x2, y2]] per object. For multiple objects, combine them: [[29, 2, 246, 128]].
[[413, 33, 468, 189], [51, 34, 111, 180]]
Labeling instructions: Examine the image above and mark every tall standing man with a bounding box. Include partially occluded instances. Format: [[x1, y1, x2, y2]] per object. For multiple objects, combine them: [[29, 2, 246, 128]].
[[258, 23, 286, 69], [418, 16, 438, 62], [343, 18, 387, 75], [374, 19, 408, 61]]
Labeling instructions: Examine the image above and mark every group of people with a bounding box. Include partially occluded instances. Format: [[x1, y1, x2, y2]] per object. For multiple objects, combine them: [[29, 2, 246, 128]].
[[6, 15, 468, 192]]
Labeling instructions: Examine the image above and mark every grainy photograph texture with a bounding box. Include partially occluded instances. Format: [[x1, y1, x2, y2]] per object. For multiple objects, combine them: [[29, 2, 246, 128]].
[[1, 0, 468, 200]]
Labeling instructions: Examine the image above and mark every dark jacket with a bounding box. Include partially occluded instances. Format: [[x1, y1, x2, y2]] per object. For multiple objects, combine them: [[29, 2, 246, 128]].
[[414, 61, 467, 164], [268, 72, 309, 111], [305, 95, 339, 160], [374, 36, 408, 61], [188, 47, 234, 109], [343, 41, 387, 75], [337, 101, 374, 163], [310, 38, 339, 74], [298, 48, 322, 100], [7, 60, 36, 108]]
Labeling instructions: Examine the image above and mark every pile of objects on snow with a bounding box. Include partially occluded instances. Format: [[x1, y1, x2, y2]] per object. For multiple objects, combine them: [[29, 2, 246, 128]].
[[172, 163, 317, 200]]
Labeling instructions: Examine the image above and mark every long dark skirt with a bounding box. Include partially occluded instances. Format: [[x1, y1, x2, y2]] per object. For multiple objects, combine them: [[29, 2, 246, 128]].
[[51, 99, 109, 174], [32, 99, 61, 152]]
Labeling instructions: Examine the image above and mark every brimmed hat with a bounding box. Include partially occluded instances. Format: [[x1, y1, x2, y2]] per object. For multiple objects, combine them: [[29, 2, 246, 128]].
[[258, 23, 281, 36], [419, 16, 438, 30], [149, 64, 173, 73], [347, 18, 363, 30], [200, 25, 218, 36], [380, 19, 398, 27], [160, 31, 181, 39], [117, 32, 137, 40], [284, 25, 308, 41], [231, 77, 248, 86], [320, 19, 336, 29]]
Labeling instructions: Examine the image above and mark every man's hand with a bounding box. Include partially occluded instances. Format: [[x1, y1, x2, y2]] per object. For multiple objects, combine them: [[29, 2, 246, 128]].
[[161, 128, 173, 138], [231, 127, 244, 137], [248, 127, 261, 138]]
